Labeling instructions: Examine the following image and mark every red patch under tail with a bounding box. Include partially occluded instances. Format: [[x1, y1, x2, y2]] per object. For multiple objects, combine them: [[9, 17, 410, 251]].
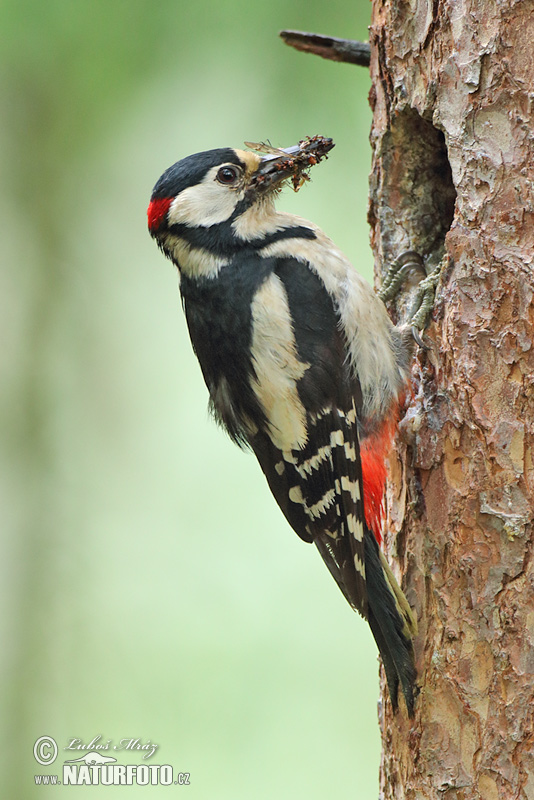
[[360, 407, 400, 545]]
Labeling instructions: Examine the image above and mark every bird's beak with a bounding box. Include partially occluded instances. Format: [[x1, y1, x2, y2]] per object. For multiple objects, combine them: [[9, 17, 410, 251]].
[[249, 136, 335, 193]]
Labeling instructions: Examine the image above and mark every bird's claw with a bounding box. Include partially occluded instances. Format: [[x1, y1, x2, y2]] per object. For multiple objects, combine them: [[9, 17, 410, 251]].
[[411, 325, 427, 350], [377, 251, 426, 304], [379, 252, 441, 348], [408, 267, 441, 343]]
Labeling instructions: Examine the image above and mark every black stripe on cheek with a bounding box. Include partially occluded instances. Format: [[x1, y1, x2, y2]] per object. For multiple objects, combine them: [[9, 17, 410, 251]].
[[169, 222, 240, 255], [254, 226, 317, 248], [169, 221, 317, 256]]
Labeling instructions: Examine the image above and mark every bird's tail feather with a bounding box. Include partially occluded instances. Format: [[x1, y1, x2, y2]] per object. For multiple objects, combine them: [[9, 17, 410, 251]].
[[364, 529, 417, 716]]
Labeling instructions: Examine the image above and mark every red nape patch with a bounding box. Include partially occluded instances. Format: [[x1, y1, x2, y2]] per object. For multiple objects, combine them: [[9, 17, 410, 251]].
[[147, 196, 172, 232], [360, 412, 399, 545]]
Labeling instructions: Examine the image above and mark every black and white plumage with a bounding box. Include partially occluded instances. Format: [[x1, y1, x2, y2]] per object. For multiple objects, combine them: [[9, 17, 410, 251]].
[[147, 141, 418, 714]]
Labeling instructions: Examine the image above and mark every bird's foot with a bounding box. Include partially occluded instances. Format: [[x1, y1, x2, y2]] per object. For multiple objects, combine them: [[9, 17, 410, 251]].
[[407, 266, 441, 348], [378, 251, 427, 303], [378, 251, 440, 348]]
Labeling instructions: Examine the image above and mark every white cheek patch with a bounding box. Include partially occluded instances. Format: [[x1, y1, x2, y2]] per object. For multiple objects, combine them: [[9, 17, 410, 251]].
[[168, 165, 244, 227]]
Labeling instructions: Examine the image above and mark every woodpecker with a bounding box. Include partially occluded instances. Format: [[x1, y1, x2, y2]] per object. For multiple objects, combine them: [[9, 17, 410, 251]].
[[147, 137, 418, 715]]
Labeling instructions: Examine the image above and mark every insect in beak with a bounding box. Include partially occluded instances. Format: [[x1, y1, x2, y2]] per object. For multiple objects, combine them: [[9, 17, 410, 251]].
[[247, 135, 335, 192]]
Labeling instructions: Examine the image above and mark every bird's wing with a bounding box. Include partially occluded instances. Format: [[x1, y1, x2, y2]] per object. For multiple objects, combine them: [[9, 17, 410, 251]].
[[251, 399, 368, 617], [251, 387, 417, 714], [248, 255, 368, 615]]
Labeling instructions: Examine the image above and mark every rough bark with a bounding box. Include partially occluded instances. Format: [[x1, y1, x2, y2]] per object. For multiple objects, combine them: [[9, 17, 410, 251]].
[[368, 1, 534, 798]]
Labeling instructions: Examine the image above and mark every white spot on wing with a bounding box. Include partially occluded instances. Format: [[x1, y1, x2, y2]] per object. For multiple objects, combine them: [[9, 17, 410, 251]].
[[346, 408, 357, 425], [296, 445, 332, 476], [325, 540, 341, 570], [354, 553, 366, 577], [341, 475, 361, 499], [289, 485, 305, 505], [344, 442, 357, 461], [313, 407, 332, 421], [330, 430, 344, 447], [347, 513, 364, 542], [309, 489, 336, 518]]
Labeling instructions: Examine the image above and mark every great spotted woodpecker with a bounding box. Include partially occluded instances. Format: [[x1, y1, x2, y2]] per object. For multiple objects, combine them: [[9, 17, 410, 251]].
[[147, 137, 418, 715]]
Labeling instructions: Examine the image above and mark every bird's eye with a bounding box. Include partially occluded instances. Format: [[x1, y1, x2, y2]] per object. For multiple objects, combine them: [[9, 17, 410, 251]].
[[216, 165, 240, 185]]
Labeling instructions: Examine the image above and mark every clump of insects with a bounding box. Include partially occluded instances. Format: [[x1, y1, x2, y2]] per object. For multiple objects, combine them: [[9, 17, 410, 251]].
[[246, 135, 334, 191]]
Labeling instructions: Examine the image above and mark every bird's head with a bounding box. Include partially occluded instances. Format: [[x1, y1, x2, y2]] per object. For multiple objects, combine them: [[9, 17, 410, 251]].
[[147, 137, 334, 267]]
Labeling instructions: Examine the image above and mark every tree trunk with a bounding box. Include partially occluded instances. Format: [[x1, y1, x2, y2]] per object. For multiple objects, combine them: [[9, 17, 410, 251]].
[[368, 2, 534, 798]]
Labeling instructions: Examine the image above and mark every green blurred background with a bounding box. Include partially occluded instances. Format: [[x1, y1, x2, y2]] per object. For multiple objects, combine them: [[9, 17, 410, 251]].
[[1, 0, 382, 796]]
